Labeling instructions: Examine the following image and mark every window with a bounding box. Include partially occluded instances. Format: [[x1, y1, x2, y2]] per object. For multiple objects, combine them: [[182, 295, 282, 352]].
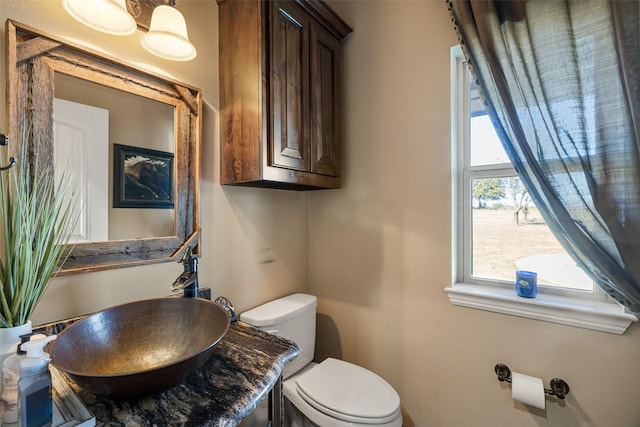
[[446, 46, 636, 334], [460, 57, 593, 294]]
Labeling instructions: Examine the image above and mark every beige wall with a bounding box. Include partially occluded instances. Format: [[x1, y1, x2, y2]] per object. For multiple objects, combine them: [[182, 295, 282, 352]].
[[0, 1, 308, 323], [310, 1, 640, 426]]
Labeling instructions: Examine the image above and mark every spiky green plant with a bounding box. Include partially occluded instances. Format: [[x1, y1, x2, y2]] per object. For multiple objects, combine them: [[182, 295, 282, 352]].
[[0, 126, 78, 327]]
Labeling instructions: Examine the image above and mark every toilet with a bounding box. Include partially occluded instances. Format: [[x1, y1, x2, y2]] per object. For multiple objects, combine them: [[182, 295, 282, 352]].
[[240, 293, 403, 427]]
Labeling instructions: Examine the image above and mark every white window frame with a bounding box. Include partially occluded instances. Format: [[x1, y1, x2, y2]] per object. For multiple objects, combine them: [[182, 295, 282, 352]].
[[445, 45, 636, 334]]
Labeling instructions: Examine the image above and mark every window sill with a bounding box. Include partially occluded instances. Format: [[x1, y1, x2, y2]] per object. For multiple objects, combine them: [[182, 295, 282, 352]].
[[445, 283, 637, 334]]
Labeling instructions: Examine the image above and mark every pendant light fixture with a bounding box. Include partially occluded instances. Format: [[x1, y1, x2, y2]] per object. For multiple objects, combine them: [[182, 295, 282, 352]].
[[141, 5, 197, 61], [62, 0, 136, 36], [61, 0, 196, 61]]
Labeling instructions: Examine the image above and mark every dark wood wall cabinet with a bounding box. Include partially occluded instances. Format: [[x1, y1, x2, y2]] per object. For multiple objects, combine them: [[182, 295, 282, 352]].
[[218, 0, 352, 190]]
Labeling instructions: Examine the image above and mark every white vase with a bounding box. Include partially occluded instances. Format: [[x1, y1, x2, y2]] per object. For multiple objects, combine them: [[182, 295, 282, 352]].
[[0, 321, 33, 373]]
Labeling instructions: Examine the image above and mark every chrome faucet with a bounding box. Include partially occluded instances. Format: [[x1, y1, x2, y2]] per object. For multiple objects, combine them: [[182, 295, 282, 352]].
[[171, 247, 199, 298]]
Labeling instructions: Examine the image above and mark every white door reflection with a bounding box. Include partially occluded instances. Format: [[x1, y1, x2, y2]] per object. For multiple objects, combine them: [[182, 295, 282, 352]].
[[54, 98, 109, 243]]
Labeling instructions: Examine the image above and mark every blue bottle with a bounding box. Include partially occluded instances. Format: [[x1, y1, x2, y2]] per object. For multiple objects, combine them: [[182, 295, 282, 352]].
[[18, 335, 57, 427]]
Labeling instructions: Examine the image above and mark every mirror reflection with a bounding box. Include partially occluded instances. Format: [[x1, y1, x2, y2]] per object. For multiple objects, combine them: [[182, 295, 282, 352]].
[[54, 74, 175, 241]]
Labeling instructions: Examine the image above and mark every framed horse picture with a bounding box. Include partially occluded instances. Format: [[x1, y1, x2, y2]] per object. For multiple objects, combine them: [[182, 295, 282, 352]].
[[113, 144, 174, 208]]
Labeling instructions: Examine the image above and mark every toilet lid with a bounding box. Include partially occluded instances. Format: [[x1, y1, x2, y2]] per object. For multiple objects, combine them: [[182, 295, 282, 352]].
[[295, 358, 400, 423]]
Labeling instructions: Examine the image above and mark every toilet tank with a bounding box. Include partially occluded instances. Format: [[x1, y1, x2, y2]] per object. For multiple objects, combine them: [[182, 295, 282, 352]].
[[240, 293, 317, 379]]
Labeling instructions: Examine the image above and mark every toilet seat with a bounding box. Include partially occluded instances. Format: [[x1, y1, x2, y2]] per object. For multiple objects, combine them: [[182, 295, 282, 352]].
[[295, 358, 401, 424]]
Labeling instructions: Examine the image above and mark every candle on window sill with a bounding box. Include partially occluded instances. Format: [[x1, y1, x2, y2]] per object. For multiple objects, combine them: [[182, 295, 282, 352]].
[[516, 270, 537, 298]]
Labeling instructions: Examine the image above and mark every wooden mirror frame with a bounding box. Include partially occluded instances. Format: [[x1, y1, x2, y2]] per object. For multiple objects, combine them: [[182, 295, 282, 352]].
[[6, 21, 201, 274]]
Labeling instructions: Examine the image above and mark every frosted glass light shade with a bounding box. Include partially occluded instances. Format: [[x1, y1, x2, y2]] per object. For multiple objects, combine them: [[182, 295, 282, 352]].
[[141, 5, 197, 61], [62, 0, 136, 36]]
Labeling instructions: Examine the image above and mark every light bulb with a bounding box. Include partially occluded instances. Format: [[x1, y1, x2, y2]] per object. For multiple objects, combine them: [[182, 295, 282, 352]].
[[62, 0, 136, 36], [141, 5, 197, 62]]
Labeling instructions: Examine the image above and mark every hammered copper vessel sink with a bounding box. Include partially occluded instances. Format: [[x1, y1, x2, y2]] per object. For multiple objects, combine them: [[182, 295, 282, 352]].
[[50, 298, 231, 400]]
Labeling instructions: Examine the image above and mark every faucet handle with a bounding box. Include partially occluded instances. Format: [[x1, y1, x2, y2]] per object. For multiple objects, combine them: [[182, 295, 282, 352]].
[[180, 246, 194, 264], [214, 297, 237, 322]]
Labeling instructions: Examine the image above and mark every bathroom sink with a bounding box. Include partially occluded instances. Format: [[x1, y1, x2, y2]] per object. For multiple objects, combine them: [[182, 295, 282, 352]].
[[50, 297, 231, 400]]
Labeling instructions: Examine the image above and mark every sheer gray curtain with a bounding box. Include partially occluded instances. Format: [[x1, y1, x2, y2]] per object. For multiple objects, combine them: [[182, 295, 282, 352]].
[[448, 0, 640, 312]]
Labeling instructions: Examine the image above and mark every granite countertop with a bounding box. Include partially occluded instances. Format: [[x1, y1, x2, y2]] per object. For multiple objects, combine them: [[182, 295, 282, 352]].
[[36, 320, 299, 427]]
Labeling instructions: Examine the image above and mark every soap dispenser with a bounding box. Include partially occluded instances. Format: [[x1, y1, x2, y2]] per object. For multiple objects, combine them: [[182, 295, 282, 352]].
[[18, 335, 57, 427], [1, 333, 45, 424]]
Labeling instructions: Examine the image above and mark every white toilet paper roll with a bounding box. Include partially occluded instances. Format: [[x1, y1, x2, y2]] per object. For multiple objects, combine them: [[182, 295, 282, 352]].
[[511, 372, 545, 410]]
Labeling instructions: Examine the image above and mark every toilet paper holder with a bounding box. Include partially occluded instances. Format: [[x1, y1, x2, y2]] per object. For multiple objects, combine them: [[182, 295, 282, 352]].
[[495, 363, 570, 400]]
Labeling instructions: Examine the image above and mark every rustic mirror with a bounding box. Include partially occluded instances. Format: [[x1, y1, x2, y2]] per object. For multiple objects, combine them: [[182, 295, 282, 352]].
[[6, 21, 201, 274]]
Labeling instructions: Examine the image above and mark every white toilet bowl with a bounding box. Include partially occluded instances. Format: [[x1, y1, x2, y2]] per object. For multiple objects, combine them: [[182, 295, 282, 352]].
[[240, 294, 403, 427], [283, 360, 402, 427]]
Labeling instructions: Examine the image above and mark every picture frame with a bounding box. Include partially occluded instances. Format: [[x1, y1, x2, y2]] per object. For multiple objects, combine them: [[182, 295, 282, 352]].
[[113, 144, 174, 209]]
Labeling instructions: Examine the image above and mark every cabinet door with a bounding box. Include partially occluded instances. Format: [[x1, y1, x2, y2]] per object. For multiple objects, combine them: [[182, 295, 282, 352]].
[[270, 1, 310, 172], [310, 22, 340, 176]]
